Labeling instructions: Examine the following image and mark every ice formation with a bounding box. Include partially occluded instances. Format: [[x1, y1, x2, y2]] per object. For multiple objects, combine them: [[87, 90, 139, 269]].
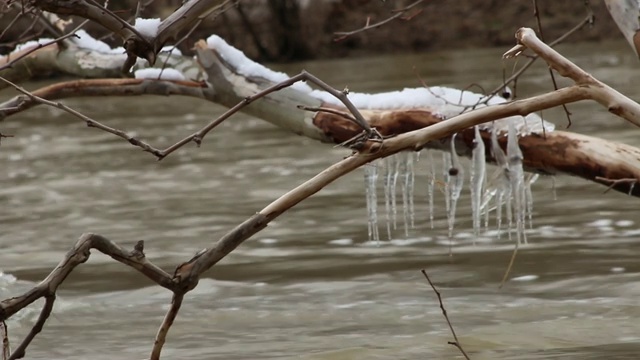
[[470, 126, 486, 238], [364, 163, 380, 244]]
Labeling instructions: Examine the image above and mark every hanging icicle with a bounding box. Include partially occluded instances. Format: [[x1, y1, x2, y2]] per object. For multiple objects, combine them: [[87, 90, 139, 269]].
[[525, 173, 539, 230], [399, 152, 410, 237], [491, 127, 511, 240], [364, 163, 380, 244], [507, 122, 526, 245], [470, 126, 486, 239], [427, 151, 436, 229], [447, 134, 464, 239], [383, 157, 394, 240]]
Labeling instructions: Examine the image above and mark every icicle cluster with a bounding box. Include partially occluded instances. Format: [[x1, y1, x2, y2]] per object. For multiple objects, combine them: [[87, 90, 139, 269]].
[[361, 125, 539, 244]]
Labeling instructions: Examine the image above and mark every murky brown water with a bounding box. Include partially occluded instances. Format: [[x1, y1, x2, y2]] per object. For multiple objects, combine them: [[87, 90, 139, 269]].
[[1, 40, 640, 359]]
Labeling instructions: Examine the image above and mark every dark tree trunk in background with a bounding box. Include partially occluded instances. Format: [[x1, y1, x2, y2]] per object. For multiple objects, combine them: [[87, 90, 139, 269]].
[[267, 0, 312, 61]]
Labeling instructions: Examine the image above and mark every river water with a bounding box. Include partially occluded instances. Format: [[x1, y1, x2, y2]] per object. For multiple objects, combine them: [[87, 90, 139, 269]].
[[1, 40, 640, 359]]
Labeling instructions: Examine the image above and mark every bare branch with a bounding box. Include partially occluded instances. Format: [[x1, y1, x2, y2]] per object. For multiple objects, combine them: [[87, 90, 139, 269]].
[[0, 78, 211, 119], [9, 295, 55, 360], [421, 270, 470, 360], [1, 321, 9, 360], [334, 0, 425, 41], [150, 294, 184, 360], [595, 176, 638, 194], [0, 76, 164, 156], [505, 27, 640, 128], [0, 233, 177, 359], [532, 0, 573, 127]]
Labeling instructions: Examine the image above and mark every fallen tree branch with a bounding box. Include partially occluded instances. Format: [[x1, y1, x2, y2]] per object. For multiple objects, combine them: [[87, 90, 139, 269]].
[[29, 0, 234, 72]]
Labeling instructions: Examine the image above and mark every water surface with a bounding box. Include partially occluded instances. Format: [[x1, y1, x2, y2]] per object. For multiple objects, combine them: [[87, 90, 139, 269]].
[[1, 40, 640, 359]]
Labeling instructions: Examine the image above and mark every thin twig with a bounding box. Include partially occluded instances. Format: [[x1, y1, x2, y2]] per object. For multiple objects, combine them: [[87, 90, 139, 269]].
[[421, 270, 470, 360], [334, 0, 425, 41], [85, 0, 151, 44], [0, 30, 80, 73], [0, 132, 13, 145], [532, 0, 573, 127], [488, 10, 594, 106], [158, 70, 378, 160], [595, 176, 639, 194], [0, 76, 164, 156]]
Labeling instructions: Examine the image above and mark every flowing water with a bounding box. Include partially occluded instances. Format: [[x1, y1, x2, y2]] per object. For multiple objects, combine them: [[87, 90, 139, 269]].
[[1, 40, 640, 359]]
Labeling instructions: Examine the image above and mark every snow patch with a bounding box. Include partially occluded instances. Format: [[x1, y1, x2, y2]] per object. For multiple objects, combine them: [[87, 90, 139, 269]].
[[134, 68, 186, 81], [205, 35, 553, 135], [206, 35, 313, 93], [134, 18, 161, 38], [160, 45, 182, 56], [11, 38, 54, 54]]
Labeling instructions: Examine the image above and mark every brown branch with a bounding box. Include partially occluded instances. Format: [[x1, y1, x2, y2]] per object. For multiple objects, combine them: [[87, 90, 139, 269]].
[[0, 233, 178, 359], [1, 321, 9, 360], [334, 0, 425, 41], [487, 8, 594, 107], [150, 293, 184, 360], [421, 270, 470, 360], [9, 295, 55, 360], [532, 0, 573, 127], [0, 78, 211, 119], [0, 76, 164, 156]]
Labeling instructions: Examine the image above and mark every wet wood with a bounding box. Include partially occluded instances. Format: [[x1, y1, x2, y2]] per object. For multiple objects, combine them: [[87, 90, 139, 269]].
[[315, 107, 640, 196]]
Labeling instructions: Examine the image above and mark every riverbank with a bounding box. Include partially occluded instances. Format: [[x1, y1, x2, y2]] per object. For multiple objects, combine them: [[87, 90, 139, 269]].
[[0, 0, 624, 61]]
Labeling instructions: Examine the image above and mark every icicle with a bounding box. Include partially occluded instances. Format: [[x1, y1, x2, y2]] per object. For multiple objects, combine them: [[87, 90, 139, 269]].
[[391, 155, 400, 230], [525, 173, 539, 230], [447, 134, 464, 239], [427, 151, 435, 229], [442, 152, 451, 218], [491, 127, 509, 240], [507, 122, 526, 245], [383, 157, 394, 240], [470, 126, 486, 239], [400, 152, 410, 237], [408, 152, 416, 229], [364, 163, 380, 244]]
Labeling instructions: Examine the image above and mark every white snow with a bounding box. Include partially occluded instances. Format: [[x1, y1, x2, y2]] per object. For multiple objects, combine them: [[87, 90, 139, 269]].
[[206, 35, 313, 93], [205, 35, 554, 136], [134, 68, 186, 81], [160, 45, 182, 55], [311, 86, 554, 135], [134, 18, 161, 38], [72, 30, 113, 53], [11, 38, 54, 55]]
